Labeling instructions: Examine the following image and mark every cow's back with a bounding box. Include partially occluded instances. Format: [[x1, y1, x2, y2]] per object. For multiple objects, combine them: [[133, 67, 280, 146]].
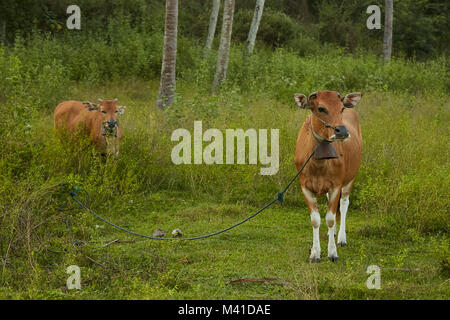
[[54, 100, 91, 132]]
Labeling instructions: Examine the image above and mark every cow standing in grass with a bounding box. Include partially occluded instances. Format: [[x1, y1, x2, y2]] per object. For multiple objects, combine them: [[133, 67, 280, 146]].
[[54, 99, 126, 157], [294, 90, 363, 263]]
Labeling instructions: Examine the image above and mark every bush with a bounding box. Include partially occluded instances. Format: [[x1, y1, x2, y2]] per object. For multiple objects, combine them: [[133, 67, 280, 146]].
[[233, 9, 300, 48]]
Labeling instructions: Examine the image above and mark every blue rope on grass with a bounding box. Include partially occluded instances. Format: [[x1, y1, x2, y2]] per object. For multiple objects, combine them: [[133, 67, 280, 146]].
[[69, 150, 315, 241]]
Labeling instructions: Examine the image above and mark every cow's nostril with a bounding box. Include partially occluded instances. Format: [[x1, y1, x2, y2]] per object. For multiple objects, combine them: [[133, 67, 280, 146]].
[[334, 126, 348, 137]]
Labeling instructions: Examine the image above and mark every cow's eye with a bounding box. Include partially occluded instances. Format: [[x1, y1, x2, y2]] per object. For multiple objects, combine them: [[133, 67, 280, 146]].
[[101, 110, 107, 114], [341, 107, 345, 113], [318, 107, 328, 114]]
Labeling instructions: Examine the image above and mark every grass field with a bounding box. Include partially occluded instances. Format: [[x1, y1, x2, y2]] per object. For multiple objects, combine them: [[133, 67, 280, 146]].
[[1, 193, 448, 299], [0, 80, 448, 299]]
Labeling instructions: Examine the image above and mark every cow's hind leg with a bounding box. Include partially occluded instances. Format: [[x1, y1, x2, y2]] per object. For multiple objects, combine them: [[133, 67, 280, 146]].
[[326, 187, 341, 262], [302, 187, 321, 263], [338, 180, 354, 247]]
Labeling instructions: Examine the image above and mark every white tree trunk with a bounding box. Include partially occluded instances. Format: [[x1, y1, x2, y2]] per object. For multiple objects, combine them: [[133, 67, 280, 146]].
[[204, 0, 221, 51], [212, 0, 235, 94], [245, 0, 265, 56], [383, 0, 393, 62], [156, 0, 178, 109]]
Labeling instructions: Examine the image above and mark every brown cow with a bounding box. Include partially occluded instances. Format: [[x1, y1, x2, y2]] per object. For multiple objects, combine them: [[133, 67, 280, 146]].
[[54, 98, 126, 157], [293, 90, 362, 263]]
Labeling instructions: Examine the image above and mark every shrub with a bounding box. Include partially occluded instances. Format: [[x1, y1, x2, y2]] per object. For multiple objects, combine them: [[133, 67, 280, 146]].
[[233, 9, 299, 48]]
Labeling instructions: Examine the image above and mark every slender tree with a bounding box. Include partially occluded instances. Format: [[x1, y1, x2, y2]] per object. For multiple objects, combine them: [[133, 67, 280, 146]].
[[383, 0, 393, 62], [204, 0, 221, 52], [212, 0, 235, 94], [299, 0, 312, 23], [156, 0, 178, 109], [244, 0, 265, 56]]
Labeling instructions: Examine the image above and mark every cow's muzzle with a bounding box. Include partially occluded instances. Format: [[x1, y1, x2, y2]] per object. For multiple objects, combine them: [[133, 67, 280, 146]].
[[330, 126, 350, 141], [102, 120, 118, 137], [107, 120, 117, 129]]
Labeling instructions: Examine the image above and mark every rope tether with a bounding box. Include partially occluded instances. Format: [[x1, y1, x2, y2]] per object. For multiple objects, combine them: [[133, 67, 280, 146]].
[[69, 150, 316, 241]]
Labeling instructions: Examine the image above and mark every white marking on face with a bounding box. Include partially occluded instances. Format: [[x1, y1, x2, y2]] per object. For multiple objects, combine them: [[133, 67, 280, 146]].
[[329, 133, 351, 142]]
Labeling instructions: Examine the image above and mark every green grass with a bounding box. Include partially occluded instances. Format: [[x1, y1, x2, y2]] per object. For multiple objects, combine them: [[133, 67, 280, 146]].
[[0, 80, 448, 299], [1, 192, 448, 299]]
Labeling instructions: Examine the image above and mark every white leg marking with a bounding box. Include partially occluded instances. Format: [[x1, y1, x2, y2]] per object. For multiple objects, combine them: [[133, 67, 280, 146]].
[[338, 196, 349, 246], [338, 180, 353, 247], [326, 211, 338, 262], [328, 188, 339, 202], [310, 211, 321, 263], [302, 187, 317, 206]]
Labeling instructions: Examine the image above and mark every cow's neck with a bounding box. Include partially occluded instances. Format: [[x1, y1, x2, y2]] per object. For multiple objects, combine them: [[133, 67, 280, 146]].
[[309, 115, 333, 144], [308, 116, 338, 166]]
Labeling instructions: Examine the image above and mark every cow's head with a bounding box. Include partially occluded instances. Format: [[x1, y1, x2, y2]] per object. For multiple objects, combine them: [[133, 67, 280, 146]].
[[94, 98, 126, 137], [294, 90, 362, 142]]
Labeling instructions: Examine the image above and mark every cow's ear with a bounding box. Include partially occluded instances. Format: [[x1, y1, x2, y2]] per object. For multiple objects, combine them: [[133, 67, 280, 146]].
[[294, 93, 310, 109], [117, 105, 126, 115], [82, 101, 99, 111], [342, 92, 362, 108]]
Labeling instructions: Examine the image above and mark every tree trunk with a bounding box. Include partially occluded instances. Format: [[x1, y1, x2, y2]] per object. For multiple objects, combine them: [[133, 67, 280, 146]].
[[156, 0, 178, 109], [299, 0, 311, 23], [383, 0, 393, 62], [245, 0, 265, 56], [211, 0, 235, 94], [204, 0, 221, 52]]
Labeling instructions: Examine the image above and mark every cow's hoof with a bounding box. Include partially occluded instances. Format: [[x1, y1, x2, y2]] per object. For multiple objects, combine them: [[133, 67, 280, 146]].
[[338, 242, 347, 247], [309, 257, 321, 263], [328, 256, 339, 262]]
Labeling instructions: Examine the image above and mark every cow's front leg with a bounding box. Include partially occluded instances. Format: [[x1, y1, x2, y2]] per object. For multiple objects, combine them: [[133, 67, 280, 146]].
[[337, 196, 349, 246], [302, 187, 321, 263], [338, 180, 354, 247], [326, 188, 341, 262]]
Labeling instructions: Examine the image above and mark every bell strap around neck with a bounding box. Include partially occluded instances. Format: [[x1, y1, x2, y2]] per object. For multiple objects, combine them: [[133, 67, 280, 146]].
[[309, 115, 333, 143]]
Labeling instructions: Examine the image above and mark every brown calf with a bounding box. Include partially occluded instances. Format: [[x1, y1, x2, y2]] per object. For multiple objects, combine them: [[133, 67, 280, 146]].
[[54, 99, 126, 157], [294, 90, 362, 263]]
